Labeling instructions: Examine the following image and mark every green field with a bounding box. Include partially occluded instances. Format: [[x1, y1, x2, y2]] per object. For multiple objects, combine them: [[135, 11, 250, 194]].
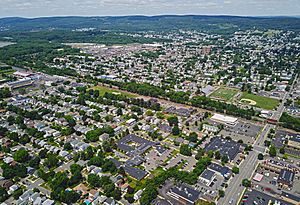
[[241, 92, 279, 110], [209, 87, 239, 101], [90, 85, 137, 98]]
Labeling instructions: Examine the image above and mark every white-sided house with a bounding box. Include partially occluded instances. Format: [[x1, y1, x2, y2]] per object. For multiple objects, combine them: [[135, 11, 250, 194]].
[[126, 118, 136, 126], [203, 124, 219, 133]]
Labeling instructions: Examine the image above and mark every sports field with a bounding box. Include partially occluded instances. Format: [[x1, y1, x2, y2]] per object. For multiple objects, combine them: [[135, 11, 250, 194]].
[[209, 87, 239, 101], [241, 92, 279, 110], [90, 85, 137, 98]]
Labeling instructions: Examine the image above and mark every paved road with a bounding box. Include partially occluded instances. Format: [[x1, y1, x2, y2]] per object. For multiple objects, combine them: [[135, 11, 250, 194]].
[[255, 124, 276, 148], [220, 75, 298, 205], [218, 124, 273, 205], [271, 74, 298, 121], [20, 178, 51, 197]]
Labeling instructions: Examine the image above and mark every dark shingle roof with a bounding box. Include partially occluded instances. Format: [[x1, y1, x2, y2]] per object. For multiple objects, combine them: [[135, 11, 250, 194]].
[[205, 137, 240, 160], [123, 165, 147, 181]]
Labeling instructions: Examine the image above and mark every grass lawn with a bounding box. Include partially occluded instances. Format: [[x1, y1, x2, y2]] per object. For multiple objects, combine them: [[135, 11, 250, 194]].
[[151, 167, 165, 177], [128, 177, 147, 190], [90, 85, 137, 98], [241, 92, 280, 110], [209, 87, 239, 101]]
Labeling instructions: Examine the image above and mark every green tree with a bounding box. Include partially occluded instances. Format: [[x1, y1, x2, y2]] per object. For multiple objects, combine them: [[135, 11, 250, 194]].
[[195, 148, 205, 160], [70, 164, 83, 175], [269, 145, 277, 157], [0, 187, 8, 202], [140, 184, 158, 205], [218, 190, 225, 197], [116, 108, 123, 116], [13, 148, 30, 162], [232, 166, 239, 174], [279, 147, 285, 154], [242, 179, 251, 187], [44, 154, 59, 168], [258, 153, 264, 160], [167, 116, 178, 126], [172, 126, 180, 136], [87, 174, 101, 188], [221, 155, 229, 164], [187, 132, 198, 143], [12, 189, 24, 200], [29, 156, 41, 169], [214, 151, 221, 160], [64, 142, 73, 151], [180, 144, 192, 156], [59, 190, 80, 204]]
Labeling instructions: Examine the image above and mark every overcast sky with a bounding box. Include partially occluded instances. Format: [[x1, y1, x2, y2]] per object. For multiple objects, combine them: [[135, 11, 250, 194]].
[[0, 0, 299, 18]]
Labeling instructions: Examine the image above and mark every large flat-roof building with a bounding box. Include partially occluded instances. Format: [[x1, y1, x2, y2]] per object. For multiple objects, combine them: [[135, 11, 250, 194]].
[[281, 192, 300, 205], [208, 163, 231, 179], [167, 183, 200, 205], [210, 113, 238, 126], [199, 169, 216, 186], [117, 134, 156, 157], [287, 135, 300, 150], [5, 78, 33, 90], [205, 137, 240, 161]]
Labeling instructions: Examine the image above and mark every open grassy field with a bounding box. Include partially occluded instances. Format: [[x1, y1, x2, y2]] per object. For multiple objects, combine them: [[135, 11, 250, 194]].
[[241, 92, 280, 110], [90, 85, 137, 98], [209, 87, 239, 101]]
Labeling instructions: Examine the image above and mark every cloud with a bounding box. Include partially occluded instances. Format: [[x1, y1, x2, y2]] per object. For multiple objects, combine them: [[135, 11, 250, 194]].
[[0, 0, 299, 17]]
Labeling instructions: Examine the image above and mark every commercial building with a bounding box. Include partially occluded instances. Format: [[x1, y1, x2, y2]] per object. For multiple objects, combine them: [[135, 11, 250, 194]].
[[199, 169, 216, 186], [210, 113, 238, 126], [281, 192, 300, 205], [5, 78, 33, 90], [167, 183, 200, 205], [205, 137, 240, 161], [208, 163, 231, 179], [287, 136, 300, 150], [277, 169, 295, 189]]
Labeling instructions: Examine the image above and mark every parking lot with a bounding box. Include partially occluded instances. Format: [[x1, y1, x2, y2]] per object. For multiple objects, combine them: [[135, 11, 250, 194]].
[[194, 174, 223, 201], [165, 154, 197, 172], [250, 165, 300, 200], [219, 122, 262, 144], [241, 189, 293, 205], [144, 148, 173, 172]]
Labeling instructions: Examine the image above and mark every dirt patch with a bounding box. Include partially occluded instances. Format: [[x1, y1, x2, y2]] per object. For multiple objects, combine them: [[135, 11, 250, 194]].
[[240, 98, 257, 106]]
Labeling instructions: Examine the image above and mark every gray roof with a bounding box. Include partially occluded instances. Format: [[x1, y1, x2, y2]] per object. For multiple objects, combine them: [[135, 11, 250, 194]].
[[205, 137, 240, 160], [208, 163, 231, 177], [201, 85, 214, 95], [117, 134, 156, 156], [123, 165, 147, 181], [110, 158, 122, 169], [169, 183, 200, 204], [200, 169, 215, 180], [281, 192, 300, 202], [278, 169, 295, 185], [290, 136, 300, 143]]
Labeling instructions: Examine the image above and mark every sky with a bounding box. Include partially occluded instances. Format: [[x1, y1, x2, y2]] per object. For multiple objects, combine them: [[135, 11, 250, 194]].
[[0, 0, 299, 18]]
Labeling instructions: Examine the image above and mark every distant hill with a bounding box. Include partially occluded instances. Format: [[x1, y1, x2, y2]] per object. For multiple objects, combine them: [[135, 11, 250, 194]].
[[0, 15, 300, 33]]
